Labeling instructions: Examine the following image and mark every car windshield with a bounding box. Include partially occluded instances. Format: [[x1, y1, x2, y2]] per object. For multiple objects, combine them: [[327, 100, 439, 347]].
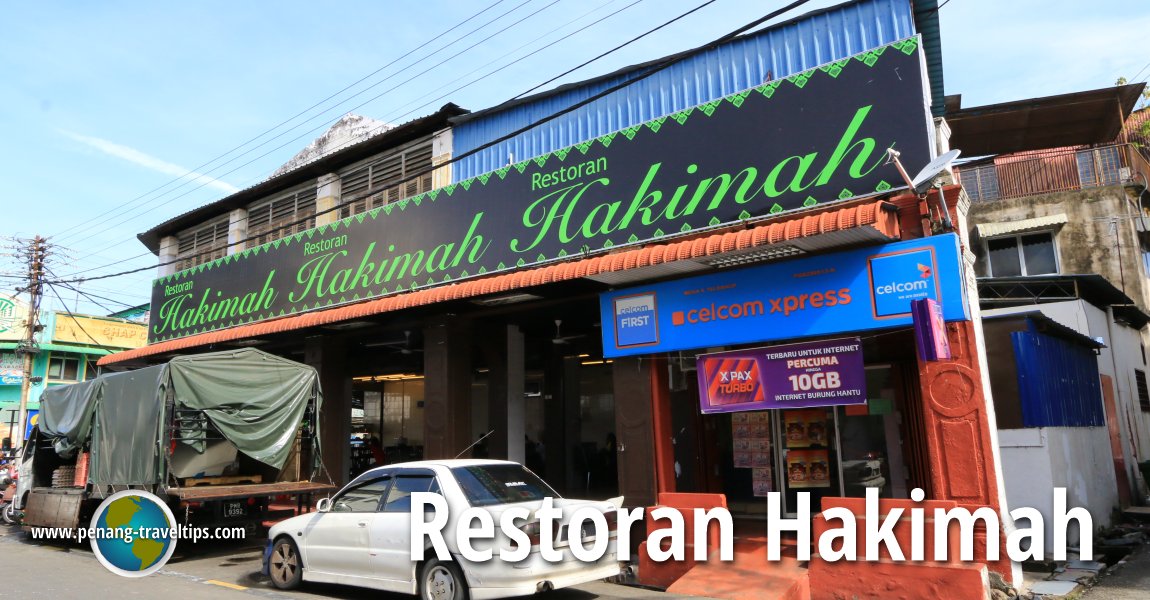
[[451, 464, 559, 507]]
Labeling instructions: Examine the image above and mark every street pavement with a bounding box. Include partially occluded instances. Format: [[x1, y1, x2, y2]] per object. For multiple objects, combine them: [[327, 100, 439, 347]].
[[1082, 545, 1150, 600], [0, 525, 707, 600]]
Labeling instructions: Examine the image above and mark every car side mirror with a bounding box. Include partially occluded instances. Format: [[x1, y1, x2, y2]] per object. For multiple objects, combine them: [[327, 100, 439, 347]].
[[316, 497, 332, 512]]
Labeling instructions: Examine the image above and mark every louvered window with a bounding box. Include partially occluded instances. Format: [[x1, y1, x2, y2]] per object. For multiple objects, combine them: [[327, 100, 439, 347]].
[[339, 137, 435, 219], [175, 218, 230, 271], [247, 186, 318, 247]]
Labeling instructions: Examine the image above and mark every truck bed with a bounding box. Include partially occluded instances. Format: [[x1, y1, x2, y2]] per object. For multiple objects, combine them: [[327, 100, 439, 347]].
[[167, 480, 334, 502]]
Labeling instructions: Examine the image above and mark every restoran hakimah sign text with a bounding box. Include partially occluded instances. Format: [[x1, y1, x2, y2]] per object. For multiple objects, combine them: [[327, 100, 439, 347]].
[[599, 234, 969, 357], [148, 37, 932, 342]]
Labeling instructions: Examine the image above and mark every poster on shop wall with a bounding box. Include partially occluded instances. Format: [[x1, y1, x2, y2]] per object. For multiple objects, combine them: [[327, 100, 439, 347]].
[[731, 412, 771, 469], [696, 337, 867, 414], [787, 449, 832, 489]]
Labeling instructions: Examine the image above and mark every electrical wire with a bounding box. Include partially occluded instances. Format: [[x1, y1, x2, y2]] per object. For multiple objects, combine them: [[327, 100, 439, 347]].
[[56, 0, 652, 273], [51, 0, 815, 286], [50, 0, 523, 244], [44, 282, 118, 351], [67, 0, 567, 256]]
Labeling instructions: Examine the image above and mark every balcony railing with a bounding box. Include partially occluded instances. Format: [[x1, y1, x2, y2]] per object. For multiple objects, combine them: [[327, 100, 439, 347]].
[[958, 143, 1149, 202]]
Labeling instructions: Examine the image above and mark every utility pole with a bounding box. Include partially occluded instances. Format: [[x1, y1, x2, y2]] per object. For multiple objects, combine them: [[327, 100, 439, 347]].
[[14, 236, 47, 449]]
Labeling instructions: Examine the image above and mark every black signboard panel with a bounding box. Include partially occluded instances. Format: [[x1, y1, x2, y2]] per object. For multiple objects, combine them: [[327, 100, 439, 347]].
[[149, 37, 932, 342]]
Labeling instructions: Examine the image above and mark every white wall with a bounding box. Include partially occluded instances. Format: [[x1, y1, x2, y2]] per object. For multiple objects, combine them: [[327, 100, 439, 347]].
[[998, 427, 1118, 551], [983, 300, 1150, 500]]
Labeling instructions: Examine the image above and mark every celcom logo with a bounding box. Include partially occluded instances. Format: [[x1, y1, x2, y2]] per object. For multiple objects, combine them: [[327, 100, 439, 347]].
[[614, 293, 658, 348], [868, 249, 939, 318]]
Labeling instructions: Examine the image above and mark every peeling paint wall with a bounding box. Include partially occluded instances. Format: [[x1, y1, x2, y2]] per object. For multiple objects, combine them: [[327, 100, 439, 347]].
[[967, 185, 1150, 314]]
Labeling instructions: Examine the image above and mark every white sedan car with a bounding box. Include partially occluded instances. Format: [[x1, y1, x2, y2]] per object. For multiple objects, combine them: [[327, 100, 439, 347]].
[[263, 459, 622, 600]]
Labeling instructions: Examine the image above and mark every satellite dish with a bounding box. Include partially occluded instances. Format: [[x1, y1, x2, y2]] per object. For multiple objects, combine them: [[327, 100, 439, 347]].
[[910, 149, 961, 194]]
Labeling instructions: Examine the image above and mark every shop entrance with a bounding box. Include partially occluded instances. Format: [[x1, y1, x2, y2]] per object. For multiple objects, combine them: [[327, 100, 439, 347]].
[[676, 362, 911, 517]]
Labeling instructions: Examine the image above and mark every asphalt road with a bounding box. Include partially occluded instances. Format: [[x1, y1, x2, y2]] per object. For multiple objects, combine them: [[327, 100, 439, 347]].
[[0, 525, 705, 600], [1082, 545, 1150, 600]]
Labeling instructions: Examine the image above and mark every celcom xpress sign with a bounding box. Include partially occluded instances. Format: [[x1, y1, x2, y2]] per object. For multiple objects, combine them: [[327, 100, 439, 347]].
[[149, 37, 933, 343], [600, 234, 968, 357]]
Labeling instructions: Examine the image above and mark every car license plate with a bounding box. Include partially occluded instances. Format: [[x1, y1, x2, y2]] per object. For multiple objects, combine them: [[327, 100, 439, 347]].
[[224, 501, 247, 518]]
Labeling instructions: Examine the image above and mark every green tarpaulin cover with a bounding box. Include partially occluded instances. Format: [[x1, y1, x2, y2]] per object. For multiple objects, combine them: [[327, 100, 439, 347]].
[[168, 350, 321, 471], [34, 348, 321, 488], [38, 378, 101, 456], [90, 365, 167, 486]]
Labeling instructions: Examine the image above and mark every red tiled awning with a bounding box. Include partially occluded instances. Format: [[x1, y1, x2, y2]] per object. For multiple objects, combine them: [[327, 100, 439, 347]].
[[101, 198, 900, 366]]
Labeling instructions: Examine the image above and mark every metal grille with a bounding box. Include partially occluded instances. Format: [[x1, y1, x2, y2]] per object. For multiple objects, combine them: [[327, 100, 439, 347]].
[[959, 144, 1134, 203], [958, 163, 1000, 201]]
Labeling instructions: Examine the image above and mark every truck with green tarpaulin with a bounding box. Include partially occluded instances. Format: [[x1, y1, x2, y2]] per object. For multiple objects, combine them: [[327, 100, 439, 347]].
[[12, 348, 334, 533]]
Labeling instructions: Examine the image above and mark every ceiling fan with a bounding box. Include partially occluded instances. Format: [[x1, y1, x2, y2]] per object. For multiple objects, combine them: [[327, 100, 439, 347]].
[[551, 319, 586, 345]]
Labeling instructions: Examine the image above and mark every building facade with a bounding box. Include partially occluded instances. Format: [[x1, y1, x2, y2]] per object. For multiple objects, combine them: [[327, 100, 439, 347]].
[[953, 86, 1150, 544], [101, 1, 1020, 595], [0, 299, 148, 451]]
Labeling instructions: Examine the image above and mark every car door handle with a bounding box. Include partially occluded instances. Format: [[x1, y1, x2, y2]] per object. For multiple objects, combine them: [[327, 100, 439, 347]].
[[358, 522, 367, 527]]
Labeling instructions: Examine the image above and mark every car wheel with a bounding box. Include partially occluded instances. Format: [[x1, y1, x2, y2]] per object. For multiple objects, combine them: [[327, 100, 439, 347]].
[[420, 557, 468, 600], [1, 503, 14, 525], [268, 537, 303, 590]]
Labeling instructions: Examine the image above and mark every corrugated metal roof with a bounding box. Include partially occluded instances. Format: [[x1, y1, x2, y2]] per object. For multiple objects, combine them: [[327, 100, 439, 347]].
[[100, 197, 901, 365], [451, 0, 917, 181], [974, 213, 1068, 239]]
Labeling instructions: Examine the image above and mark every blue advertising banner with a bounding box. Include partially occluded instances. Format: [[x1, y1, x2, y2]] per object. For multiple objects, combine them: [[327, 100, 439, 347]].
[[600, 233, 969, 357]]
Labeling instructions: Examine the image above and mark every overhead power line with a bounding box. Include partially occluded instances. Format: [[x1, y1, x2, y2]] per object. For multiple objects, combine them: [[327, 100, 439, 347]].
[[56, 0, 648, 273], [50, 0, 528, 244], [49, 0, 814, 287], [58, 0, 567, 257]]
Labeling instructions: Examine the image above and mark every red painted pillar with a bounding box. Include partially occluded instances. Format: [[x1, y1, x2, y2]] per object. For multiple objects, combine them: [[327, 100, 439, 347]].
[[649, 357, 676, 495], [916, 320, 1001, 508]]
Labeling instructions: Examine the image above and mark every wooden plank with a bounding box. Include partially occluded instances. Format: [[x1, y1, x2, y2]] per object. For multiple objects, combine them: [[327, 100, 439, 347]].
[[181, 474, 263, 487], [168, 481, 335, 501]]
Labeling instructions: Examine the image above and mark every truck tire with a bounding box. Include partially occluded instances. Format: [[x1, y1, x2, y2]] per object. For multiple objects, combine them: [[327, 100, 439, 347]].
[[420, 558, 468, 600], [268, 537, 303, 590]]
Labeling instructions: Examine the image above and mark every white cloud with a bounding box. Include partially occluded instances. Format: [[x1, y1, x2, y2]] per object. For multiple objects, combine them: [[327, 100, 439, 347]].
[[60, 130, 239, 194]]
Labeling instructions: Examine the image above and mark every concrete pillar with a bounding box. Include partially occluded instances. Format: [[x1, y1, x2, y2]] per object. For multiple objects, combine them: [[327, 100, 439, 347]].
[[431, 128, 453, 188], [226, 208, 248, 254], [315, 173, 341, 227], [423, 315, 472, 459], [158, 235, 180, 277], [505, 325, 525, 464], [481, 324, 525, 462], [305, 336, 351, 486]]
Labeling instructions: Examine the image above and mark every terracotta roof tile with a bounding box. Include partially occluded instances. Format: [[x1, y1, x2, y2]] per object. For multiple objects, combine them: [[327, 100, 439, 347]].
[[101, 199, 899, 366]]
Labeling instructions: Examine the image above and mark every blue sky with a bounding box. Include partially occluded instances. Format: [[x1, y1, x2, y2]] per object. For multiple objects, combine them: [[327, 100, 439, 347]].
[[1, 0, 1147, 314]]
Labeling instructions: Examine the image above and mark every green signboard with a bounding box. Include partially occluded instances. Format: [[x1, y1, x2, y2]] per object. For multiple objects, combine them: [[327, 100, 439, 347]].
[[148, 37, 933, 343]]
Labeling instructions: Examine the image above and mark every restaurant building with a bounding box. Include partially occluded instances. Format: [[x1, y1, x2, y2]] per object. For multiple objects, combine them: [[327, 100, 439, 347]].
[[102, 1, 1015, 595]]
